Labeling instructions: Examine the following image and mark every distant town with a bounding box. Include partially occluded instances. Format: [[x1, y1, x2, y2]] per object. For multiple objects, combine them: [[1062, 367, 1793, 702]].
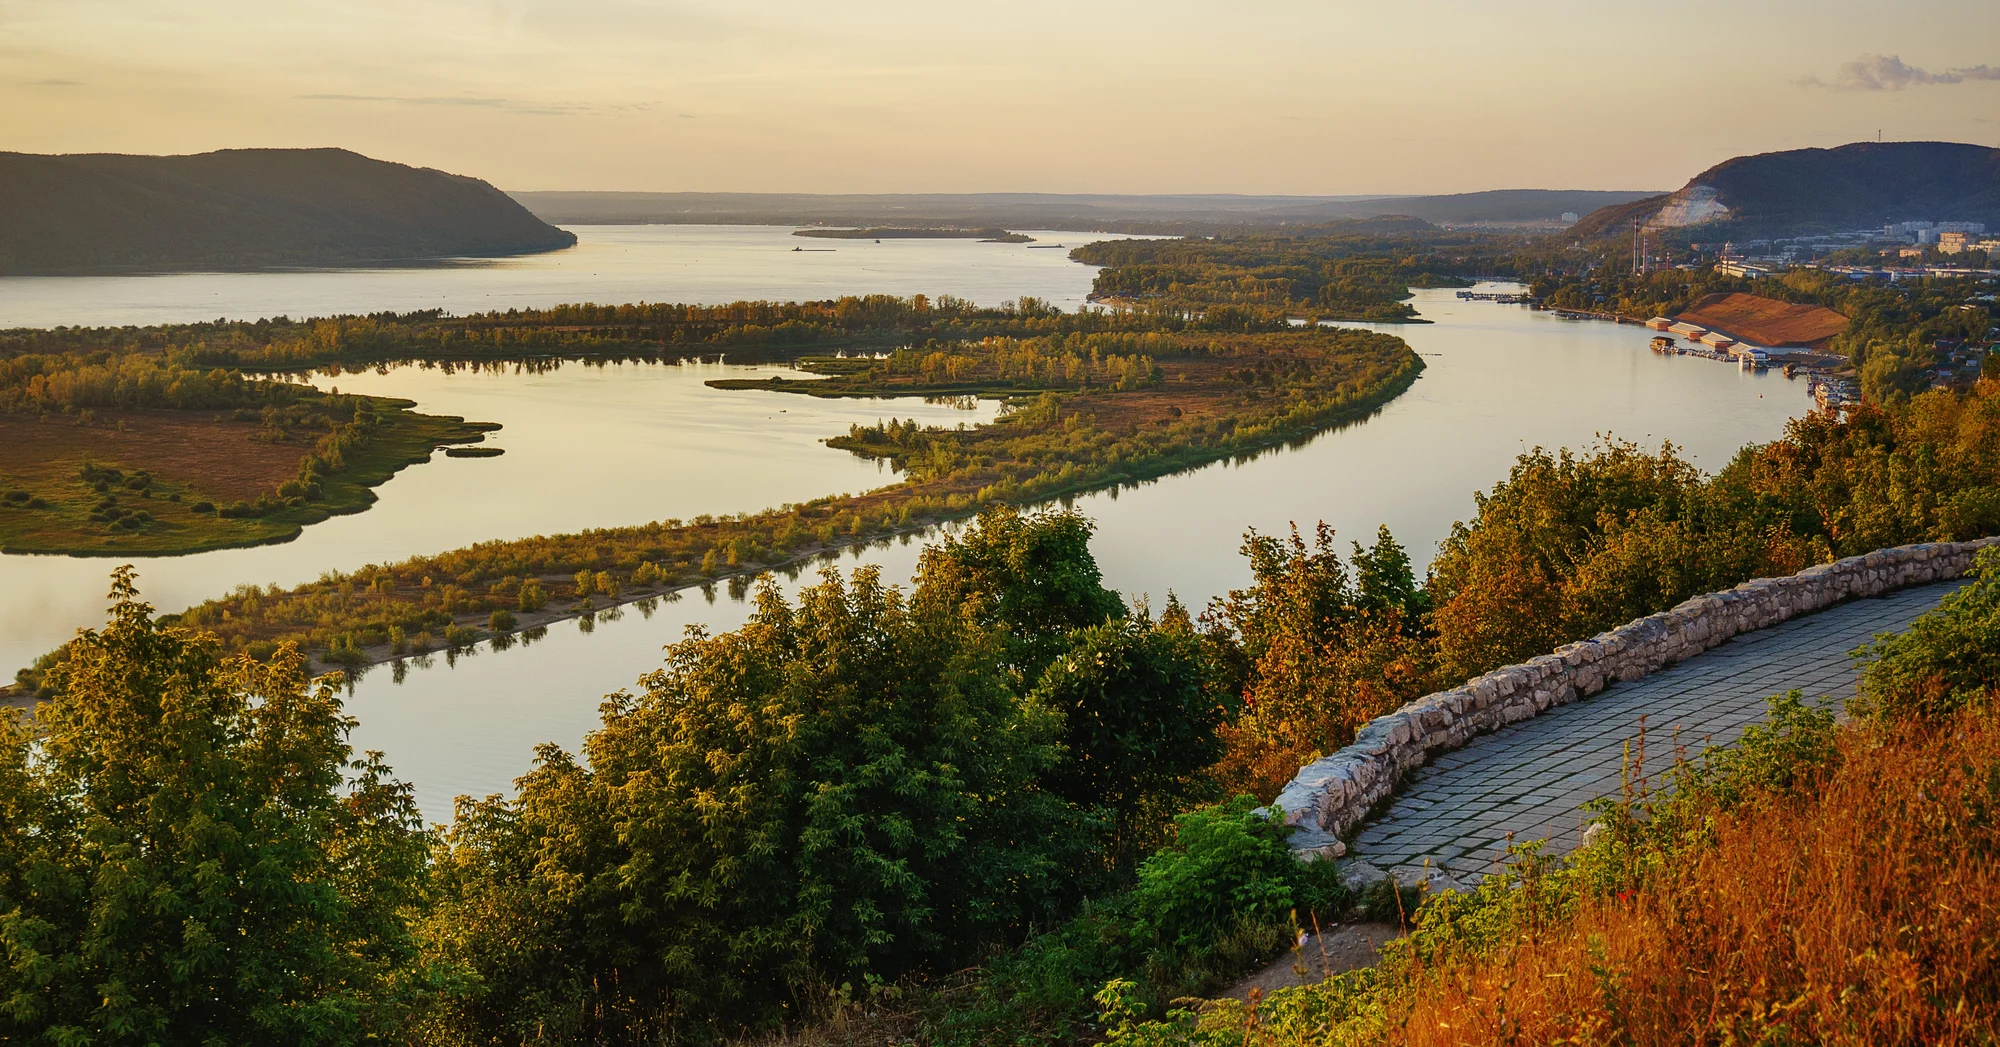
[[1686, 220, 1995, 281]]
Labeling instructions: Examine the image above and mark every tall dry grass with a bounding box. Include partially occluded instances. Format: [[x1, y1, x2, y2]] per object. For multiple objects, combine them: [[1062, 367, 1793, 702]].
[[1393, 705, 2000, 1046]]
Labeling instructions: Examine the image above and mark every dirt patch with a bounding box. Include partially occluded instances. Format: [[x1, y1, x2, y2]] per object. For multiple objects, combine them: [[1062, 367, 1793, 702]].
[[0, 410, 307, 502], [1675, 293, 1849, 349], [1218, 922, 1403, 1001]]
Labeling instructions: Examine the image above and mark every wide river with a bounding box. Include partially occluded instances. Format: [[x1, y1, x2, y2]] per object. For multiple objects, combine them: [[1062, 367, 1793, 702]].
[[1, 227, 1808, 819]]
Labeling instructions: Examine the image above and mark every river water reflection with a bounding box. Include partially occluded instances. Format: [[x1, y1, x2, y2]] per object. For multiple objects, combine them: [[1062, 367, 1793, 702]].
[[334, 285, 1807, 819]]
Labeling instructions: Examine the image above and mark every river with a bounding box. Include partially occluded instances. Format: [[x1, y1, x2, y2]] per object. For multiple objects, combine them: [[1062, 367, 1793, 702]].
[[0, 228, 1808, 820]]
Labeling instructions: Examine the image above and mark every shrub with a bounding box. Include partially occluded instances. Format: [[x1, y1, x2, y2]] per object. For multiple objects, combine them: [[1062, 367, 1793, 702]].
[[517, 580, 546, 612], [1131, 796, 1294, 950], [488, 609, 518, 632], [1287, 855, 1351, 926], [1853, 546, 2000, 721], [190, 501, 215, 513]]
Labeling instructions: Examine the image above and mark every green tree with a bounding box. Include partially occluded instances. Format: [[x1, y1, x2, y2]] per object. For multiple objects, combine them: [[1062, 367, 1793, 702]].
[[922, 505, 1128, 681], [0, 569, 436, 1045], [1029, 609, 1234, 864]]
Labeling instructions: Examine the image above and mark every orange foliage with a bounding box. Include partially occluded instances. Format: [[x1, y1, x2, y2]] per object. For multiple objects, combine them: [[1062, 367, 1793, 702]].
[[1394, 706, 2000, 1045]]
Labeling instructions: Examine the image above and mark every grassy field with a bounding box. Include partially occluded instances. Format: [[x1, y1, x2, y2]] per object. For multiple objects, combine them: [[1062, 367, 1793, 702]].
[[0, 398, 495, 554]]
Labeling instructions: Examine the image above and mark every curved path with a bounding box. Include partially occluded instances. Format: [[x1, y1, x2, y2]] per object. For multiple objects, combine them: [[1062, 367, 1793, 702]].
[[1348, 579, 1970, 884]]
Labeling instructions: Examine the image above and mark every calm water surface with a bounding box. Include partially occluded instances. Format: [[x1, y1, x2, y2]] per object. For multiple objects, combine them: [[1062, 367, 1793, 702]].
[[0, 225, 1116, 328], [1, 259, 1810, 820]]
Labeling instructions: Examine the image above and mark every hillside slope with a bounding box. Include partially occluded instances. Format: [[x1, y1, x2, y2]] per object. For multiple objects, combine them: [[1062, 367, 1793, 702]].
[[1572, 141, 2000, 240], [0, 149, 577, 275]]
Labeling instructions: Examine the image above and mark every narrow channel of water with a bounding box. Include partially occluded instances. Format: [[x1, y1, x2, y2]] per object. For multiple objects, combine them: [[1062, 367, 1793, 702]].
[[327, 285, 1808, 820]]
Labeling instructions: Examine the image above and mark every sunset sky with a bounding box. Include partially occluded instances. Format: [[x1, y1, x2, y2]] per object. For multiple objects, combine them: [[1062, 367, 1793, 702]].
[[3, 0, 1997, 195]]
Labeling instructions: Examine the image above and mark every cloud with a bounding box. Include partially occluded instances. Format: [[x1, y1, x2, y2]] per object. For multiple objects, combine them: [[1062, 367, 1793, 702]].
[[296, 93, 654, 117], [1800, 54, 2000, 90]]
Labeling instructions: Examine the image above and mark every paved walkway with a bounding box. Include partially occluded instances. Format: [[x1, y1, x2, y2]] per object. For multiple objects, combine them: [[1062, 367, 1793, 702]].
[[1350, 580, 1969, 883]]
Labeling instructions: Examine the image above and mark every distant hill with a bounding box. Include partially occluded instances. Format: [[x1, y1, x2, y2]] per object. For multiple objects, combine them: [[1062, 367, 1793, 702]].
[[0, 149, 577, 276], [509, 188, 1658, 234], [1571, 141, 2000, 241]]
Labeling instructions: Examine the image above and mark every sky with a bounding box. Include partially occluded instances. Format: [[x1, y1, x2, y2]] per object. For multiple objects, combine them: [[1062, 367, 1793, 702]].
[[3, 0, 1998, 195]]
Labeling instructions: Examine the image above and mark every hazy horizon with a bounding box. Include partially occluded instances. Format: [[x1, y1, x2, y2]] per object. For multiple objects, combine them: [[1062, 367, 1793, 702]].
[[4, 1, 1998, 195]]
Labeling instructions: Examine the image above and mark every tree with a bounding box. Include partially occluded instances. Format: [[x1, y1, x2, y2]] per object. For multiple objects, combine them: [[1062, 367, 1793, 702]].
[[919, 505, 1127, 681], [0, 569, 435, 1045], [1209, 524, 1436, 799], [1029, 608, 1234, 865]]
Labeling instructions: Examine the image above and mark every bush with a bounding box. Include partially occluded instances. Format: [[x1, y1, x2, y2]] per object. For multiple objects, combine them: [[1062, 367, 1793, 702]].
[[190, 501, 215, 513], [1854, 546, 2000, 721], [1131, 796, 1294, 950], [488, 609, 517, 632], [1287, 855, 1351, 926], [517, 579, 546, 612]]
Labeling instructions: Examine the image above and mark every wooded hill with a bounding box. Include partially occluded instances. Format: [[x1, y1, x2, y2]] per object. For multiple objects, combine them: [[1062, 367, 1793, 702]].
[[0, 148, 577, 275], [1571, 141, 2000, 241]]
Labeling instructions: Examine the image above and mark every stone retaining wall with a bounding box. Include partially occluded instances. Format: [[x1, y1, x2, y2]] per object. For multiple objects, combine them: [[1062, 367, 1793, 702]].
[[1273, 537, 1999, 857]]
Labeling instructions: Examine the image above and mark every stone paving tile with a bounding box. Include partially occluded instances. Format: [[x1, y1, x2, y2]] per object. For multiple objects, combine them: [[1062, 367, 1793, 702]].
[[1351, 580, 1970, 880]]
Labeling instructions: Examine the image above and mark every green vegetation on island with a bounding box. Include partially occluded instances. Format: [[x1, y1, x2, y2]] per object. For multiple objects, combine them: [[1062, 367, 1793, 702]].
[[0, 351, 495, 554]]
